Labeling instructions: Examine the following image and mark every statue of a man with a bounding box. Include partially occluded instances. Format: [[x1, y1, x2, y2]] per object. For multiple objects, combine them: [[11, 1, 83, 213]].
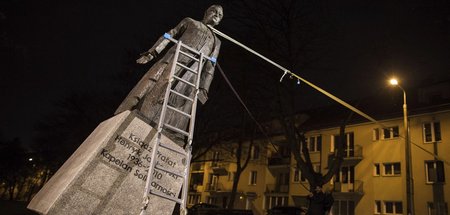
[[115, 5, 223, 133]]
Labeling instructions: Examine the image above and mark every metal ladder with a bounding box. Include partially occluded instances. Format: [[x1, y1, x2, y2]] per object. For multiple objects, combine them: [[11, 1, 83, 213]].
[[139, 33, 216, 215]]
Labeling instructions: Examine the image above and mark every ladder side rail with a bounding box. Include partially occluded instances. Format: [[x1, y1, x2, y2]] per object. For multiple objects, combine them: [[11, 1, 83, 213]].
[[187, 53, 204, 145], [150, 40, 184, 193], [180, 53, 204, 212], [140, 34, 217, 215], [181, 145, 192, 215], [139, 41, 184, 215], [158, 41, 184, 132]]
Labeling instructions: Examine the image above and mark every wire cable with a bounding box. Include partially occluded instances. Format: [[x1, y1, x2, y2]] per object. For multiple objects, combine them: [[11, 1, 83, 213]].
[[209, 26, 450, 166], [208, 25, 377, 123], [216, 63, 279, 153]]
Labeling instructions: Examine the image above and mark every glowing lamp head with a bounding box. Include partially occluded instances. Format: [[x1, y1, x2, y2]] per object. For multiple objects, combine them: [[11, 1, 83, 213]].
[[389, 78, 399, 86]]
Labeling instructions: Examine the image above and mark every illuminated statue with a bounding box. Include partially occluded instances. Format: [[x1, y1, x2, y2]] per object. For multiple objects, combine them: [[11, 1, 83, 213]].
[[115, 5, 223, 132]]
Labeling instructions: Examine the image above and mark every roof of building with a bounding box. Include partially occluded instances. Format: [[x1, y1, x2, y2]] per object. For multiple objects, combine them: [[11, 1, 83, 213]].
[[299, 80, 450, 131]]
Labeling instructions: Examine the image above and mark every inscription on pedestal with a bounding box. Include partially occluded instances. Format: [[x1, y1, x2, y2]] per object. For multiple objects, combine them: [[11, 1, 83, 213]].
[[28, 111, 187, 215], [98, 116, 186, 209]]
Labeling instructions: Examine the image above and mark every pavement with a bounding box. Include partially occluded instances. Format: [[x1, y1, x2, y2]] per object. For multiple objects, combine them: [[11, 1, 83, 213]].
[[0, 200, 38, 215]]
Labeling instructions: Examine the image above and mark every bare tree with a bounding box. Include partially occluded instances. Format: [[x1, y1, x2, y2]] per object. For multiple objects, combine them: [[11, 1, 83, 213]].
[[224, 120, 256, 209], [207, 121, 257, 210], [219, 1, 349, 213]]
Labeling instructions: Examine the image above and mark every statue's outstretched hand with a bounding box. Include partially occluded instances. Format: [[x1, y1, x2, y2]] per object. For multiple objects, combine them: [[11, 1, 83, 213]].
[[136, 55, 153, 64]]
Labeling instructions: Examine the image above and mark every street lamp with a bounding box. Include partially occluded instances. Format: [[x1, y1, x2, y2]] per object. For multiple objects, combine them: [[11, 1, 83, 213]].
[[389, 78, 414, 215]]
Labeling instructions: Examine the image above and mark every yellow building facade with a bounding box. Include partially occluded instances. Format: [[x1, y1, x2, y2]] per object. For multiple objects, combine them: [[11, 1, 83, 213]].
[[188, 105, 450, 215]]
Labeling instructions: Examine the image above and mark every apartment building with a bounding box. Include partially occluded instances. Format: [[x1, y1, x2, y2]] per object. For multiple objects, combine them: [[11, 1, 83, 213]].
[[187, 82, 450, 215]]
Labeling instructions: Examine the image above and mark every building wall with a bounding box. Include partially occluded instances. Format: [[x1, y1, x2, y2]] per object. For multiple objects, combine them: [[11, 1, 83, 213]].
[[188, 109, 450, 215], [409, 110, 450, 215]]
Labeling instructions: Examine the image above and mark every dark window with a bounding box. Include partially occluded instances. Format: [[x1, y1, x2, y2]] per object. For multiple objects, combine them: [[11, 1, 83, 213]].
[[374, 164, 380, 176], [395, 202, 403, 214], [423, 122, 442, 143], [383, 126, 399, 139], [426, 160, 445, 183], [385, 202, 394, 213], [384, 163, 401, 176], [375, 201, 381, 214]]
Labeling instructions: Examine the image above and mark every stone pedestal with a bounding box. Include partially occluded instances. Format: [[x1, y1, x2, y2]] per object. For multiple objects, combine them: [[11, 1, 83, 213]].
[[28, 110, 186, 215]]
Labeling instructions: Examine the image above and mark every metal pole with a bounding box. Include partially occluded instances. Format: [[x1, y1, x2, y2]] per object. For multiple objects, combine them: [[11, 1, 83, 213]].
[[401, 87, 414, 215]]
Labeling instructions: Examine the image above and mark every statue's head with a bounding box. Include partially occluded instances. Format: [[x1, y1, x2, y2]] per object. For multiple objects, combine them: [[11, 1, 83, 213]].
[[203, 5, 223, 27]]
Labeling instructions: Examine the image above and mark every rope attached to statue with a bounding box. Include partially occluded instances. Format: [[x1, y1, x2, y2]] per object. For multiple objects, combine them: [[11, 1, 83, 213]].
[[208, 25, 450, 166], [207, 25, 377, 123]]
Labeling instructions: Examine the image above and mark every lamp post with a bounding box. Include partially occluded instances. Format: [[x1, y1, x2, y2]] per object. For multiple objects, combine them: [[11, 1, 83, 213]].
[[389, 78, 414, 215]]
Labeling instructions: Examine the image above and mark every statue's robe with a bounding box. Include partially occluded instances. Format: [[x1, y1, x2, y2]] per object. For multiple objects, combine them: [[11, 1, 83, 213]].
[[115, 17, 221, 136]]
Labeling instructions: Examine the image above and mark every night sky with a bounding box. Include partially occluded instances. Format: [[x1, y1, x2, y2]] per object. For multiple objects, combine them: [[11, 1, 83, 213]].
[[1, 0, 450, 146]]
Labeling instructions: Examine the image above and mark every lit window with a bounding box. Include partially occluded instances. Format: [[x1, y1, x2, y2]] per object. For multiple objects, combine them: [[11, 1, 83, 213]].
[[207, 196, 218, 204], [383, 163, 401, 176], [293, 169, 307, 183], [332, 200, 355, 215], [249, 171, 257, 185], [382, 126, 399, 140], [374, 164, 380, 176], [251, 145, 260, 160], [425, 160, 445, 183], [384, 201, 402, 214], [228, 171, 235, 182], [335, 166, 354, 184], [423, 122, 442, 143], [277, 172, 290, 185], [375, 200, 382, 214], [266, 196, 289, 209], [331, 133, 354, 156], [293, 169, 300, 182], [373, 128, 380, 141], [308, 135, 322, 152], [213, 151, 220, 160], [212, 151, 220, 167], [188, 193, 201, 205]]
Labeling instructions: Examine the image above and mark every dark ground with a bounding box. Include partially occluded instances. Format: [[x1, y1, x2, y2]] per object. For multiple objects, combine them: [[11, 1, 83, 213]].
[[0, 201, 38, 215]]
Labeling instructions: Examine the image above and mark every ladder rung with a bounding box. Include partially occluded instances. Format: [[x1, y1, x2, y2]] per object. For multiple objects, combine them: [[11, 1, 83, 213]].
[[163, 124, 190, 137], [179, 50, 199, 62], [158, 141, 187, 155], [149, 190, 182, 204], [167, 105, 192, 119], [176, 62, 198, 74], [154, 165, 185, 178], [169, 90, 194, 102], [179, 42, 201, 56], [173, 76, 196, 87]]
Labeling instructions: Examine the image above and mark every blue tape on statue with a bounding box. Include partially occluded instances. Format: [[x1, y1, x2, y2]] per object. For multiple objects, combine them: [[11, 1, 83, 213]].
[[210, 57, 217, 63], [163, 33, 171, 39]]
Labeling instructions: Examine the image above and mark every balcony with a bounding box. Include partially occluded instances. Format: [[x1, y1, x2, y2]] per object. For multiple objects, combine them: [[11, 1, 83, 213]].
[[189, 184, 204, 192], [268, 157, 290, 171], [211, 163, 228, 176], [266, 184, 289, 194], [205, 183, 225, 192], [191, 162, 205, 172], [187, 193, 201, 206], [332, 180, 364, 200], [327, 145, 363, 167]]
